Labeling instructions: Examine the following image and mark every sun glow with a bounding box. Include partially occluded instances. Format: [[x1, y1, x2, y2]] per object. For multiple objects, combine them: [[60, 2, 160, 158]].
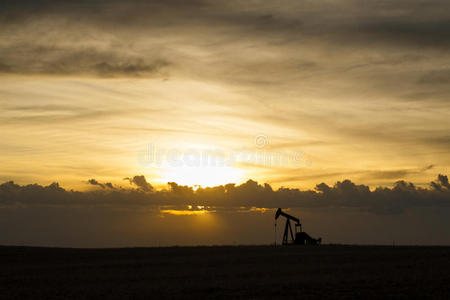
[[160, 209, 212, 216], [161, 165, 244, 187]]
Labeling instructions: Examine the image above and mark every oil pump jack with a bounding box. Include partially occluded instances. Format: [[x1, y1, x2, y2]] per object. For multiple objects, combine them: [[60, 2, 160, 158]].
[[275, 208, 321, 245]]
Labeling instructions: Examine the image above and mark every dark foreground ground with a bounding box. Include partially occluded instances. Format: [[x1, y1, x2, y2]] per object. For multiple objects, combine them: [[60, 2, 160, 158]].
[[1, 245, 450, 299]]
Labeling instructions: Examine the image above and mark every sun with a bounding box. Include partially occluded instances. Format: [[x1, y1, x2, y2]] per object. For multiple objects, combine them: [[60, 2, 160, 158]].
[[161, 165, 244, 187]]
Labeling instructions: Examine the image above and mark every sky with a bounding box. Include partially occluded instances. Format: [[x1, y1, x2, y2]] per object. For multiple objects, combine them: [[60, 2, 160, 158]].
[[0, 0, 449, 246]]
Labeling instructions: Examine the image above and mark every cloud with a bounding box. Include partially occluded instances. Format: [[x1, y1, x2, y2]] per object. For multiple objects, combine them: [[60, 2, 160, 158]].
[[88, 178, 104, 188], [123, 175, 153, 192], [0, 47, 169, 77], [418, 70, 450, 85], [87, 178, 114, 189], [360, 165, 435, 180], [1, 174, 449, 215], [431, 174, 450, 191], [0, 62, 11, 72]]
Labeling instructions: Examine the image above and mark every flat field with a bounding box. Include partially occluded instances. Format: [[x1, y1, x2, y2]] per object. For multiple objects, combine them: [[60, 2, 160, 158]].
[[1, 245, 449, 299]]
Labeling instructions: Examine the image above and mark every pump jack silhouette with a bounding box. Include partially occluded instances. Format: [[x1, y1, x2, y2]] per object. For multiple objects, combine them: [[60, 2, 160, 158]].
[[275, 208, 321, 245]]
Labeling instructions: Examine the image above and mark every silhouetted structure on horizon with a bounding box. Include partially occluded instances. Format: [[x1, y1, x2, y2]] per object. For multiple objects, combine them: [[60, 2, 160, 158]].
[[275, 208, 321, 245]]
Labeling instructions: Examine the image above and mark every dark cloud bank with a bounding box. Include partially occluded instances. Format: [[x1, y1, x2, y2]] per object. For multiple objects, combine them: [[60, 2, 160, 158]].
[[2, 174, 449, 214], [2, 175, 450, 247]]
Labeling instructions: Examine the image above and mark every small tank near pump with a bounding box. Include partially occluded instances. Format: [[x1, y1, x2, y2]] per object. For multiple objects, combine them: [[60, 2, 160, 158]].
[[275, 208, 321, 245]]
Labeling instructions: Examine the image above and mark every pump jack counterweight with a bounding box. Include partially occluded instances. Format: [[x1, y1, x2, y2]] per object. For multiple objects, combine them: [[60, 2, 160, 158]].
[[274, 208, 322, 245]]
